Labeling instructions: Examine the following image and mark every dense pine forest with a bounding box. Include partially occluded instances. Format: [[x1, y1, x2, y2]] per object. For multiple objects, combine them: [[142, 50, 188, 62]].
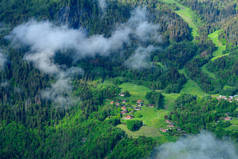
[[0, 0, 238, 159]]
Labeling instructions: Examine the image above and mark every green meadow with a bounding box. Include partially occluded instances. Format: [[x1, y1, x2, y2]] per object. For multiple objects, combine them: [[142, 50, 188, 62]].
[[208, 30, 227, 60]]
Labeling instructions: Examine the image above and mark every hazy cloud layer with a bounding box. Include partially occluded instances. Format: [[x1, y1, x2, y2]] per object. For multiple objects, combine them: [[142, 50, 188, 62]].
[[98, 0, 107, 11], [0, 81, 8, 87], [7, 7, 161, 74], [7, 7, 161, 105], [0, 51, 6, 70], [129, 8, 162, 42], [151, 132, 238, 159], [41, 67, 83, 106], [125, 46, 155, 69]]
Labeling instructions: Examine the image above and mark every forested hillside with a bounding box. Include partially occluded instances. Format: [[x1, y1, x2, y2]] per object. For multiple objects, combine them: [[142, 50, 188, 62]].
[[0, 0, 238, 159]]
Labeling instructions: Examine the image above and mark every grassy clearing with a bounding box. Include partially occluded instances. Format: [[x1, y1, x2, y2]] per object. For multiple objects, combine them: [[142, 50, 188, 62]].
[[119, 82, 151, 104], [180, 80, 207, 97], [201, 64, 216, 79], [176, 8, 200, 38], [163, 93, 180, 110], [159, 0, 202, 38], [96, 80, 113, 88], [200, 30, 227, 78], [117, 124, 162, 138], [135, 107, 169, 127], [208, 30, 227, 60], [118, 107, 169, 138], [119, 82, 178, 111], [178, 69, 207, 97], [117, 124, 177, 143], [226, 118, 238, 131]]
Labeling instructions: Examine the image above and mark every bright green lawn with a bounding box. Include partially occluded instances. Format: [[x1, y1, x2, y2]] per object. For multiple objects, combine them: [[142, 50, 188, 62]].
[[159, 0, 202, 38], [178, 69, 207, 97], [135, 107, 169, 127], [180, 80, 207, 97], [226, 118, 238, 131], [200, 30, 227, 78], [118, 107, 169, 138], [117, 124, 162, 138], [176, 8, 200, 38], [201, 64, 216, 79], [208, 30, 227, 60], [163, 93, 180, 110], [119, 82, 151, 104]]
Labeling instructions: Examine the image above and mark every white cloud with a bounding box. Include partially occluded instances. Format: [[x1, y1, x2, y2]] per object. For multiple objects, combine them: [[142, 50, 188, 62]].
[[41, 67, 83, 106], [7, 8, 160, 74], [98, 0, 107, 11], [7, 7, 161, 105], [125, 46, 156, 70], [0, 50, 6, 70], [151, 131, 238, 159], [128, 7, 162, 42]]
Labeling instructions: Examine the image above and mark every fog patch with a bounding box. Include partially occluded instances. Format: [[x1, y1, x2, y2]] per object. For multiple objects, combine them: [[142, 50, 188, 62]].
[[7, 7, 161, 105], [129, 7, 162, 42], [125, 46, 155, 69], [0, 81, 8, 87], [7, 7, 161, 74], [150, 131, 238, 159], [98, 0, 107, 11], [41, 67, 83, 106], [0, 50, 7, 70]]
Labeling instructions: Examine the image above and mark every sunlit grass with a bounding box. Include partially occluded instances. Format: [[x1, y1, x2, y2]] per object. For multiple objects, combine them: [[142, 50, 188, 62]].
[[208, 30, 227, 60], [159, 0, 202, 38], [119, 82, 151, 104]]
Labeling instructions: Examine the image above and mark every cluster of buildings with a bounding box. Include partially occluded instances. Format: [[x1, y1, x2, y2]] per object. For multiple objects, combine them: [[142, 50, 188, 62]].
[[160, 120, 176, 133], [224, 113, 233, 121], [216, 95, 238, 102], [110, 93, 145, 120]]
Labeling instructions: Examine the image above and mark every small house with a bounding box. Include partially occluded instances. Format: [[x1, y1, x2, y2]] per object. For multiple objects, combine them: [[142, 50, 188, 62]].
[[160, 128, 168, 133], [148, 104, 154, 108], [134, 107, 141, 111], [121, 106, 127, 111], [121, 110, 128, 114], [165, 120, 172, 124], [119, 93, 125, 97], [137, 100, 144, 106], [125, 115, 133, 119], [168, 124, 175, 128], [224, 116, 232, 121]]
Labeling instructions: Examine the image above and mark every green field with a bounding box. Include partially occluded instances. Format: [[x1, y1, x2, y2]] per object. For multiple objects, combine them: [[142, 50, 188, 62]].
[[117, 124, 177, 144], [201, 64, 216, 79], [135, 107, 169, 127], [119, 82, 151, 104], [118, 107, 169, 138], [208, 30, 227, 60], [226, 118, 238, 131], [200, 30, 227, 78], [117, 124, 162, 138], [116, 82, 172, 138], [178, 69, 207, 97], [159, 0, 202, 38], [180, 80, 207, 97]]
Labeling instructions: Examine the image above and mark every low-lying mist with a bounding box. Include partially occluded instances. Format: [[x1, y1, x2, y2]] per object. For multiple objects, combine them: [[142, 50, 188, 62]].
[[150, 131, 238, 159], [6, 6, 162, 106], [0, 50, 6, 70]]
